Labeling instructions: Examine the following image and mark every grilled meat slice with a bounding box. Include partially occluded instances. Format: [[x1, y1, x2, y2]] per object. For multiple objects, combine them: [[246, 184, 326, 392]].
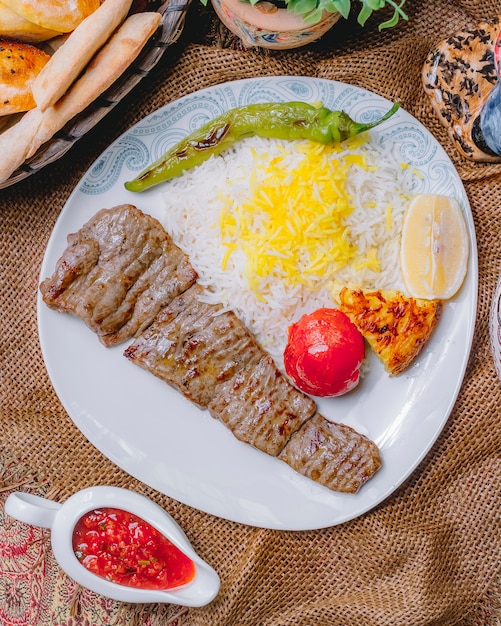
[[278, 413, 381, 493], [208, 353, 317, 457], [39, 204, 197, 347], [124, 283, 263, 408], [338, 288, 442, 376]]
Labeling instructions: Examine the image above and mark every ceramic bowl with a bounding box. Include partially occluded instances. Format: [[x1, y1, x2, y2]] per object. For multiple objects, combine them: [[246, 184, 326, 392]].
[[5, 486, 220, 606], [210, 0, 340, 49]]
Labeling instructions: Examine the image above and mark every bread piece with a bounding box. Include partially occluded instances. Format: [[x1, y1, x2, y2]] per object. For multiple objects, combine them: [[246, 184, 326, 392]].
[[0, 11, 161, 184], [0, 40, 50, 115], [422, 17, 501, 163], [338, 287, 442, 376], [0, 1, 60, 42], [33, 0, 133, 111], [0, 0, 100, 32]]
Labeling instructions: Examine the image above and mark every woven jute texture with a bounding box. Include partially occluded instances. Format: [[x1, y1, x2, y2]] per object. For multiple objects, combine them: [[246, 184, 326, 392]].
[[1, 0, 500, 624]]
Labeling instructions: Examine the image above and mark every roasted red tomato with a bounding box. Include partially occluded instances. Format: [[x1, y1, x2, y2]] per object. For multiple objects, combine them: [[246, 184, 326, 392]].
[[284, 308, 365, 397]]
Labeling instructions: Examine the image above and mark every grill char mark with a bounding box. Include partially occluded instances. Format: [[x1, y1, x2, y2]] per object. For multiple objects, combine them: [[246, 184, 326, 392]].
[[41, 204, 382, 494], [124, 283, 264, 408], [208, 353, 316, 457], [39, 204, 197, 346], [278, 413, 382, 493]]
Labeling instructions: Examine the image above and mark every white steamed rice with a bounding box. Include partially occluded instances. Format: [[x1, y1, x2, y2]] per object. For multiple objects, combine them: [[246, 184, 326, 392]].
[[160, 134, 416, 366]]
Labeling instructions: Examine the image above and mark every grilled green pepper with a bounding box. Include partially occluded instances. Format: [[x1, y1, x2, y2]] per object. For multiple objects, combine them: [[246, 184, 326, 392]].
[[124, 101, 400, 192]]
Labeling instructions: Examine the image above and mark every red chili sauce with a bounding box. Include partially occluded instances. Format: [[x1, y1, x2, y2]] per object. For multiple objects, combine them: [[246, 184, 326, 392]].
[[72, 508, 196, 590]]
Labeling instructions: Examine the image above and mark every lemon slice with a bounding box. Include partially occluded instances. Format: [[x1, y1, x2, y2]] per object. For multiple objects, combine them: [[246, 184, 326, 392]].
[[400, 194, 469, 300]]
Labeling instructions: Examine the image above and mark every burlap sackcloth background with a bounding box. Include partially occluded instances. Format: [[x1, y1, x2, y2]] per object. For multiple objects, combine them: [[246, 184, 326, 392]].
[[1, 0, 500, 624]]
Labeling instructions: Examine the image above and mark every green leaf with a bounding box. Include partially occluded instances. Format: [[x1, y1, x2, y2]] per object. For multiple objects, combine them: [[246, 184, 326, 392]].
[[301, 6, 324, 23], [363, 0, 385, 9], [356, 4, 372, 25], [377, 0, 408, 29], [331, 0, 350, 18], [216, 0, 407, 29], [321, 0, 344, 13], [291, 0, 317, 15], [378, 10, 407, 29]]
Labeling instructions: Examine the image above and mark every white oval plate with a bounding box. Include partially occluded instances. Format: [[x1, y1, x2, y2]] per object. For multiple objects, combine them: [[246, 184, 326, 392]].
[[38, 77, 478, 530]]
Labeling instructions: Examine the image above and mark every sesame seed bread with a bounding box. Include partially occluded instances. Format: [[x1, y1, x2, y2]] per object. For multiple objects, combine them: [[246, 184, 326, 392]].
[[0, 40, 50, 115]]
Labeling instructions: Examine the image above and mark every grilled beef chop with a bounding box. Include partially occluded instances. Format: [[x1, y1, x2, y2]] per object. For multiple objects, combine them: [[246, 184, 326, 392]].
[[41, 204, 382, 494], [124, 283, 263, 408], [208, 353, 316, 456], [124, 282, 380, 489], [39, 204, 197, 347], [278, 413, 382, 493]]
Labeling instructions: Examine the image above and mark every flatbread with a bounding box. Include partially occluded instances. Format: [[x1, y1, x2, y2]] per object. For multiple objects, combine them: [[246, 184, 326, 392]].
[[0, 40, 50, 115], [0, 12, 161, 184], [33, 0, 133, 111], [0, 1, 61, 42], [0, 0, 100, 32]]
